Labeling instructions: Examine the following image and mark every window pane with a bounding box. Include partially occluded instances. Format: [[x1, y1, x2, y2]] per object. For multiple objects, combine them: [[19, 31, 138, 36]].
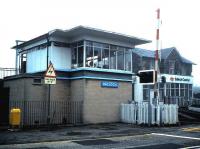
[[86, 41, 92, 46], [72, 47, 77, 68], [102, 43, 109, 49], [86, 46, 93, 67], [78, 46, 83, 67], [102, 48, 109, 69], [125, 49, 131, 71], [93, 42, 102, 48], [93, 47, 101, 68], [110, 46, 117, 69], [78, 41, 83, 46], [117, 49, 124, 70]]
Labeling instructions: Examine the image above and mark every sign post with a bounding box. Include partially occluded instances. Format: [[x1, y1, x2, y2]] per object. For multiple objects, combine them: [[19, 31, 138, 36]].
[[44, 62, 56, 126]]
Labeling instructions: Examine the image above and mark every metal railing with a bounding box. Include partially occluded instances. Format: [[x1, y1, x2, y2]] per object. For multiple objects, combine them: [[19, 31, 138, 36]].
[[0, 68, 17, 79], [10, 100, 83, 127], [163, 96, 190, 107], [190, 98, 200, 106]]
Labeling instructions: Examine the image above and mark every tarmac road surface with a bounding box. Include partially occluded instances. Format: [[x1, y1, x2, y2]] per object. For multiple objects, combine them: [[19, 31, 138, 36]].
[[0, 123, 200, 149]]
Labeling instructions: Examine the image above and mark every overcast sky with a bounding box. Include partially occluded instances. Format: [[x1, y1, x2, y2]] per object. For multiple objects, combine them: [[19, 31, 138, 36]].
[[0, 0, 199, 85]]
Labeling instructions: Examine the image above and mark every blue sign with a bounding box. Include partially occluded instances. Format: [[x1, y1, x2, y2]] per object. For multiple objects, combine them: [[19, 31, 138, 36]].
[[101, 81, 119, 88]]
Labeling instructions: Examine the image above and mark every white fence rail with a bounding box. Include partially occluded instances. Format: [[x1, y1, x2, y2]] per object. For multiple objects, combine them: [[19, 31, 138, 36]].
[[0, 68, 16, 79], [121, 103, 178, 125]]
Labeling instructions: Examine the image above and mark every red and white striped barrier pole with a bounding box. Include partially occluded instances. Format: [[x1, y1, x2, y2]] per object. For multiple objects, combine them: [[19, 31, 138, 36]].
[[155, 8, 160, 72], [154, 8, 161, 105]]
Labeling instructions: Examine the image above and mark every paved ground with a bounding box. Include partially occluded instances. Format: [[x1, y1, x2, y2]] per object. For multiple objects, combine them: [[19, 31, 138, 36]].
[[0, 123, 200, 148]]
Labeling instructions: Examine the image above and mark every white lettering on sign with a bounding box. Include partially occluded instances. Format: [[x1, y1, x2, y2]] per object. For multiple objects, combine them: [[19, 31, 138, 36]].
[[44, 77, 56, 84], [44, 62, 56, 85], [160, 74, 193, 84]]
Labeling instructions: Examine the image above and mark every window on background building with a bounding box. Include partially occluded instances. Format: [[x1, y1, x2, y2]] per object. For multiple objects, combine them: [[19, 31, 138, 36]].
[[175, 83, 179, 96], [141, 61, 146, 70], [171, 83, 175, 96], [169, 60, 175, 74], [143, 85, 149, 101], [189, 84, 193, 98], [149, 59, 154, 70], [180, 84, 185, 97], [185, 84, 189, 98], [166, 83, 170, 97], [117, 47, 124, 70], [175, 61, 180, 75], [159, 83, 164, 101], [110, 45, 117, 70]]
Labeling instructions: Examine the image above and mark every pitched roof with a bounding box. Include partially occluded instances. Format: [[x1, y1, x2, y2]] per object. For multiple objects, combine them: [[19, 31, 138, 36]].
[[133, 48, 155, 58], [160, 47, 174, 59], [133, 47, 195, 64]]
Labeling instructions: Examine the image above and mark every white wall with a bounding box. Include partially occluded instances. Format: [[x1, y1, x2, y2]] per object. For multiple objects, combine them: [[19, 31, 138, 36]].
[[49, 45, 71, 70], [27, 48, 47, 73], [26, 45, 71, 73]]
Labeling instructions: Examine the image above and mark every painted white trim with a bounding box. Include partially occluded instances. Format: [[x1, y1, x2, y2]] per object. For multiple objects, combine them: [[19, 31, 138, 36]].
[[57, 76, 132, 82]]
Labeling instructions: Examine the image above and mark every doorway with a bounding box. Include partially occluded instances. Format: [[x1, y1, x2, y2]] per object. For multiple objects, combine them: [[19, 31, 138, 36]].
[[0, 87, 9, 126]]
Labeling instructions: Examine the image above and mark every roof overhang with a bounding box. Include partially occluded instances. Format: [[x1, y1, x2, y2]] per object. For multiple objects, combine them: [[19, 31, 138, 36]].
[[12, 26, 151, 49]]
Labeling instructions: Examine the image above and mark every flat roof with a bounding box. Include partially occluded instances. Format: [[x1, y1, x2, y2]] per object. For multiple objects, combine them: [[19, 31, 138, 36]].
[[12, 26, 151, 49]]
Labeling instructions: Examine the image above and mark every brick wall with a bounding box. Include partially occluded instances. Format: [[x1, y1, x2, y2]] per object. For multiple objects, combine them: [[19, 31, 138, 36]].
[[70, 79, 85, 101], [83, 79, 131, 124], [5, 77, 132, 124], [4, 78, 25, 101], [4, 78, 70, 101]]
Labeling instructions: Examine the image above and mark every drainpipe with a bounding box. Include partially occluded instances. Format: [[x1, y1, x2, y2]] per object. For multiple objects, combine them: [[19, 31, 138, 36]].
[[15, 40, 18, 75], [46, 33, 51, 126], [15, 40, 25, 75]]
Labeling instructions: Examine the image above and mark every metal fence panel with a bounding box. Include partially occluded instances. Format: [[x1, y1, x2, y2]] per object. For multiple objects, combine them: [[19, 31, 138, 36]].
[[121, 102, 179, 125], [9, 100, 83, 127]]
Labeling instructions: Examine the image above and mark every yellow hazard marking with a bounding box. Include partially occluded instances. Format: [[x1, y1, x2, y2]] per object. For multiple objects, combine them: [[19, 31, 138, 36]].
[[182, 127, 200, 132]]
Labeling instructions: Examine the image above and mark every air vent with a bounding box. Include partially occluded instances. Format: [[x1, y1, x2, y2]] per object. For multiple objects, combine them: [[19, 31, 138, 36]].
[[33, 78, 42, 85]]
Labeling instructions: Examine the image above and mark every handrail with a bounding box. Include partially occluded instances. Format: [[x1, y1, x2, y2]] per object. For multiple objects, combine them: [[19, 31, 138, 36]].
[[0, 68, 17, 79]]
